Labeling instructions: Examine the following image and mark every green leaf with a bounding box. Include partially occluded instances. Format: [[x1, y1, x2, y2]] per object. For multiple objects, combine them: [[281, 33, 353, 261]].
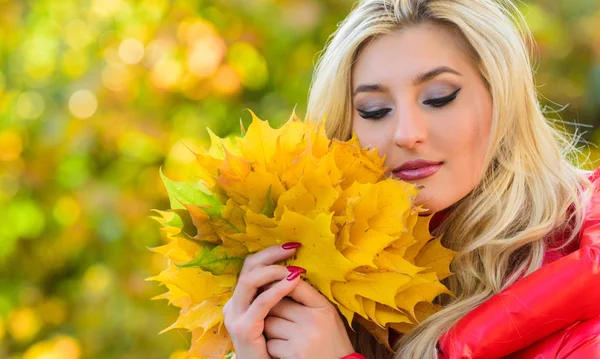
[[177, 244, 246, 275], [198, 241, 218, 251], [160, 168, 223, 216], [156, 210, 184, 229], [261, 185, 276, 218], [171, 209, 197, 238]]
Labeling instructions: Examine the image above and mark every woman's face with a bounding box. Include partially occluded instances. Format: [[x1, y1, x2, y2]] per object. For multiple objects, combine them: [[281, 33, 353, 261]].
[[351, 23, 493, 213]]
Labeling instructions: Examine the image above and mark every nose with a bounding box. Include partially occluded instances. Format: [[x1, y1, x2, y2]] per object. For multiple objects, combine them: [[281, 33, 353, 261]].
[[392, 108, 427, 150]]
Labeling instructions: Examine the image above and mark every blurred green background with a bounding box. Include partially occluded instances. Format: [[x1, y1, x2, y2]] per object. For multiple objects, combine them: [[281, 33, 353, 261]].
[[0, 0, 598, 358]]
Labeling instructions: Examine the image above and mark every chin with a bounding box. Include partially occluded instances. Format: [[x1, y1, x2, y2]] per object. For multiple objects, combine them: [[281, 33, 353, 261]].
[[414, 193, 435, 213], [414, 192, 449, 214]]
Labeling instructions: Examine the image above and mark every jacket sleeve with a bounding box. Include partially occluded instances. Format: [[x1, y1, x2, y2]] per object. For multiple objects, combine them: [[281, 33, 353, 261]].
[[506, 315, 600, 358], [340, 353, 368, 359], [437, 171, 600, 359]]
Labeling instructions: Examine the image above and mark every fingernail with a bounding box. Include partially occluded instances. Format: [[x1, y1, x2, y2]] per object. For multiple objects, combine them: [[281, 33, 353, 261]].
[[286, 266, 306, 281], [282, 242, 301, 250]]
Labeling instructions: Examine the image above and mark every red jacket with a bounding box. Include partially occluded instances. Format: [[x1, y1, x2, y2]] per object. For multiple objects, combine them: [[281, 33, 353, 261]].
[[437, 168, 600, 358]]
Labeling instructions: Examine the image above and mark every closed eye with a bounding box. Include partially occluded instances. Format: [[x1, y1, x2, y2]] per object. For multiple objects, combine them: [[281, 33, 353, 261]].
[[357, 108, 392, 120], [423, 88, 461, 108]]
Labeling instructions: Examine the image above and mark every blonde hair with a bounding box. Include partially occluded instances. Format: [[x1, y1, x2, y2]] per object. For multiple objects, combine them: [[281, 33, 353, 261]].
[[306, 0, 592, 358]]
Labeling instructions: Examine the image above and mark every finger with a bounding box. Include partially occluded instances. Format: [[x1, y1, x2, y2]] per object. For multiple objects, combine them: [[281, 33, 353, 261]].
[[264, 315, 295, 340], [257, 281, 277, 296], [245, 269, 305, 323], [240, 242, 301, 275], [258, 275, 289, 293], [287, 279, 332, 308], [268, 297, 304, 321], [266, 338, 288, 359], [228, 265, 290, 317]]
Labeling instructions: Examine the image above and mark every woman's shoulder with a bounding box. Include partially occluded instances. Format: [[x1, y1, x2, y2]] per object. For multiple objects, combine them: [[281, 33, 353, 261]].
[[575, 166, 600, 187], [580, 167, 600, 183], [505, 314, 600, 358], [577, 166, 600, 249], [437, 173, 600, 358], [438, 249, 600, 359], [542, 166, 600, 264]]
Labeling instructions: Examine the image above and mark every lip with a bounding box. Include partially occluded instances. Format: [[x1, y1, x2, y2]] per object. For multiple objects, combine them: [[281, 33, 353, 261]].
[[392, 160, 443, 181]]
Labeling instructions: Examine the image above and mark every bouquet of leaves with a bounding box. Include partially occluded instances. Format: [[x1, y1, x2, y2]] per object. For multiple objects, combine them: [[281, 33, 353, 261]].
[[149, 111, 455, 358]]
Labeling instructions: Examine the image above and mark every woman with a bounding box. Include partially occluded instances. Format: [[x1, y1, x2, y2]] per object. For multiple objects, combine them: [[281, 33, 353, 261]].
[[222, 0, 600, 358]]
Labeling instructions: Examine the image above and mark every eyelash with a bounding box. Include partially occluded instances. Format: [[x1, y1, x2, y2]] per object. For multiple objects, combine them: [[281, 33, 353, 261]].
[[357, 88, 462, 120], [423, 88, 461, 108]]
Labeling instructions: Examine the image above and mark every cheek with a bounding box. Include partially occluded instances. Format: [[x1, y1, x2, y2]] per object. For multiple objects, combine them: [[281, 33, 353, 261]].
[[470, 102, 493, 169], [352, 117, 391, 149], [449, 104, 492, 181]]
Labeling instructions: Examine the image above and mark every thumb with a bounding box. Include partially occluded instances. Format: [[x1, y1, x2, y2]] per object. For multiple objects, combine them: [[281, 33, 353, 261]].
[[287, 279, 332, 308]]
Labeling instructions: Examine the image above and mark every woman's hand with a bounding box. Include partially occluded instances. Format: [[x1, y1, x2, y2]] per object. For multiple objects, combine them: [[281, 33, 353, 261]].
[[264, 279, 355, 359], [223, 243, 305, 359]]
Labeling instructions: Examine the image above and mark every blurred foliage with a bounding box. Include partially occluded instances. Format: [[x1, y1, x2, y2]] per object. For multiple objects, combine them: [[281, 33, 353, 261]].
[[0, 0, 598, 358]]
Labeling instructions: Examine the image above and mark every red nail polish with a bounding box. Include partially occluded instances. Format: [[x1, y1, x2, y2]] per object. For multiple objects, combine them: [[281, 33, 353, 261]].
[[286, 266, 306, 281], [282, 242, 301, 250]]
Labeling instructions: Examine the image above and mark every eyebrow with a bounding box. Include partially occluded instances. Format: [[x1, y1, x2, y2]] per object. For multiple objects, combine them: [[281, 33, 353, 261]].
[[414, 66, 462, 85], [352, 66, 462, 96]]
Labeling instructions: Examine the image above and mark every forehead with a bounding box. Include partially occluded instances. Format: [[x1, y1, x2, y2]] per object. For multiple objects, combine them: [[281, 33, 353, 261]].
[[352, 23, 476, 85]]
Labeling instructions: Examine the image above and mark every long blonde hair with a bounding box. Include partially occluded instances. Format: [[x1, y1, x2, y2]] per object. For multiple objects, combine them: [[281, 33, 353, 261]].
[[306, 0, 592, 357]]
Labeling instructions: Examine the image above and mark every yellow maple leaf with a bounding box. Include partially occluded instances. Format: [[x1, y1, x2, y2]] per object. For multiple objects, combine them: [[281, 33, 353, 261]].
[[414, 237, 456, 280], [237, 110, 279, 169], [161, 293, 231, 334], [151, 111, 455, 358], [272, 209, 359, 303], [189, 325, 233, 359]]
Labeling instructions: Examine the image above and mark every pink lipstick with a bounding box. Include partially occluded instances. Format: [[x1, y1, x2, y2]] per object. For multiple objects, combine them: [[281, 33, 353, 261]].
[[392, 159, 443, 181]]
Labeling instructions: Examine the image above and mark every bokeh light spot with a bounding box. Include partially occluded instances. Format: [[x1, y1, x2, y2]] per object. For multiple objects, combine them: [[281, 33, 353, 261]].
[[68, 90, 97, 119], [7, 307, 41, 342], [102, 61, 132, 92], [212, 65, 241, 95], [38, 298, 68, 326], [16, 91, 45, 120], [53, 196, 81, 227], [151, 57, 183, 89], [22, 35, 58, 80], [0, 130, 23, 161], [187, 35, 226, 78], [83, 264, 113, 297], [64, 19, 94, 50], [56, 155, 90, 190], [54, 336, 81, 359], [8, 199, 46, 239], [142, 39, 170, 68], [61, 50, 90, 79], [227, 42, 268, 90], [92, 0, 123, 17], [22, 335, 81, 359], [118, 38, 145, 64], [177, 19, 216, 45]]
